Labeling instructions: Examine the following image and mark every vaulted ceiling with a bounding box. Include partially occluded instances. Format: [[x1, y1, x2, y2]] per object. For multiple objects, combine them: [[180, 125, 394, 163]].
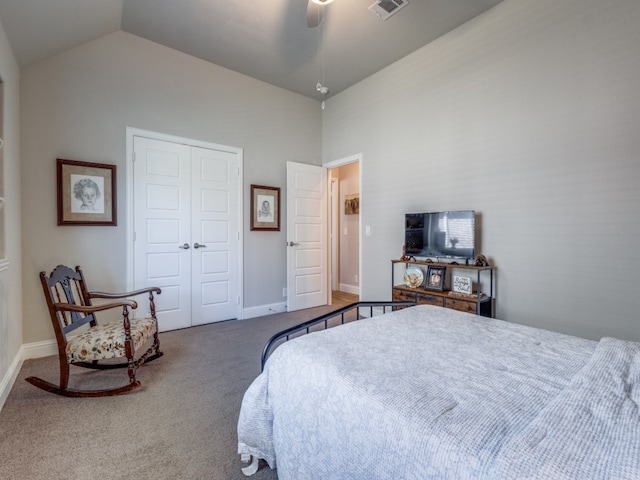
[[0, 0, 503, 100]]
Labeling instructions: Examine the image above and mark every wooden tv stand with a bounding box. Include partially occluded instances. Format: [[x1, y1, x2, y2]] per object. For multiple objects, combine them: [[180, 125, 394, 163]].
[[391, 259, 494, 317]]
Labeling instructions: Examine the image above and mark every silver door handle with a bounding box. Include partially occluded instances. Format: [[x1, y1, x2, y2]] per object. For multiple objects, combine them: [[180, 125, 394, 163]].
[[194, 242, 207, 249], [178, 243, 190, 249], [288, 241, 299, 247]]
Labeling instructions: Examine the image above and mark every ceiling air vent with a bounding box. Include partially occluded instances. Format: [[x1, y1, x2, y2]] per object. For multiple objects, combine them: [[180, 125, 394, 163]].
[[368, 0, 409, 21]]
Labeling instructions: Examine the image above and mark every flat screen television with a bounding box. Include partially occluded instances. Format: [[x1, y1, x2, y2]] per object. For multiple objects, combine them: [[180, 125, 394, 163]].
[[405, 210, 475, 261]]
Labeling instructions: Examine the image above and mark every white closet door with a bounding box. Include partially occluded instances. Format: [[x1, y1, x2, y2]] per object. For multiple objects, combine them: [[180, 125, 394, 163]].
[[133, 136, 241, 332], [190, 146, 240, 326], [133, 136, 192, 331]]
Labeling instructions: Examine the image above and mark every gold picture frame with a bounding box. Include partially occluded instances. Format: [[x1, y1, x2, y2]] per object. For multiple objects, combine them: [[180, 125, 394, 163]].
[[57, 158, 117, 226]]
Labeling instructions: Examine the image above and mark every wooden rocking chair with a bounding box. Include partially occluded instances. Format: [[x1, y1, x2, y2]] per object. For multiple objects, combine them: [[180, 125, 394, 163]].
[[25, 265, 163, 397]]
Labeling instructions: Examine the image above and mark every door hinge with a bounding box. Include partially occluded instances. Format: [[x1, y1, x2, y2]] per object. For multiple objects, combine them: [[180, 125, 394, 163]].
[[133, 231, 136, 242]]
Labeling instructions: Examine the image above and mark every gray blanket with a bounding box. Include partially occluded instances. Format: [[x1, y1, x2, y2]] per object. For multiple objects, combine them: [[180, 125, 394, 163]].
[[237, 305, 639, 479], [490, 336, 640, 479]]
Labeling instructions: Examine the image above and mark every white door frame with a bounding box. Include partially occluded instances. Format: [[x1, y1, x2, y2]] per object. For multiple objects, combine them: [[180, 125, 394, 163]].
[[330, 179, 339, 292], [125, 127, 244, 317], [323, 153, 362, 302]]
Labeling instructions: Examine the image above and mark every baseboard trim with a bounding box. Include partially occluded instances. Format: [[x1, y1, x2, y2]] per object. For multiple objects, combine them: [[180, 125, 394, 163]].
[[0, 346, 24, 414], [22, 339, 58, 360], [339, 283, 360, 295], [242, 302, 287, 319], [0, 339, 58, 413]]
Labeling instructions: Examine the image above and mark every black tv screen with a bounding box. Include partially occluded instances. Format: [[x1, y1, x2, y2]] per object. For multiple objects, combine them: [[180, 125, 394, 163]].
[[405, 210, 475, 260]]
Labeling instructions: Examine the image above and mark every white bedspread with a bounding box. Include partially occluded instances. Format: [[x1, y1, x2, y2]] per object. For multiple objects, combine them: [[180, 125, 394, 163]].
[[237, 305, 639, 479], [491, 336, 640, 479]]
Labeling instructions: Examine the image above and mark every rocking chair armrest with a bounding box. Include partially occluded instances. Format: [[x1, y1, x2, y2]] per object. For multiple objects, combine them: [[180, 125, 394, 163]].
[[54, 299, 138, 314], [88, 286, 162, 300]]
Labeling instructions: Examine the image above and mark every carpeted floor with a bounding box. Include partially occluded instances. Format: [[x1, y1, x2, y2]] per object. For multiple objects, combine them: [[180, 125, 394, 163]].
[[0, 297, 356, 480]]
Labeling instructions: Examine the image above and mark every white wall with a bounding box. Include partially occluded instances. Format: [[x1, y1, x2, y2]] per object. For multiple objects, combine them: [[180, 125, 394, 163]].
[[0, 19, 23, 405], [323, 0, 640, 341], [13, 0, 640, 351], [20, 31, 321, 344]]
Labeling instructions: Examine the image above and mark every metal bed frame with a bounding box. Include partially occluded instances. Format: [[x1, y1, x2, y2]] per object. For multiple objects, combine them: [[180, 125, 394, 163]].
[[261, 301, 416, 371]]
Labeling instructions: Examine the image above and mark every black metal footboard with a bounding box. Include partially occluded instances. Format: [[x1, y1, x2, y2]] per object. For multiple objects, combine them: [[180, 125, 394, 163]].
[[261, 301, 416, 371]]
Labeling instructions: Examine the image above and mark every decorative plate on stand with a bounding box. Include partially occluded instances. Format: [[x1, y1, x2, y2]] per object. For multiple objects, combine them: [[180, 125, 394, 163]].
[[403, 266, 424, 288]]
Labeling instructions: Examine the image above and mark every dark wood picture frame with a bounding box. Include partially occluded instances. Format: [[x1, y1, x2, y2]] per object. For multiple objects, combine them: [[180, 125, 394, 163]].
[[57, 158, 117, 226], [425, 265, 446, 291], [250, 184, 280, 231]]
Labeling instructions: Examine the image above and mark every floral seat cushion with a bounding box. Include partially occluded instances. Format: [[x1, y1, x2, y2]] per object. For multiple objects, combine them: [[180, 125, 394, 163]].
[[66, 316, 157, 363]]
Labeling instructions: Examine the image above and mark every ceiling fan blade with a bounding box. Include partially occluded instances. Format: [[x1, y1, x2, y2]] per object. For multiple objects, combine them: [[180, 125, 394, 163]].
[[306, 0, 324, 28]]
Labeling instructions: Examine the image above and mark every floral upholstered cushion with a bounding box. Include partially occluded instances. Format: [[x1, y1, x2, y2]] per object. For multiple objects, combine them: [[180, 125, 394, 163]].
[[66, 316, 157, 363]]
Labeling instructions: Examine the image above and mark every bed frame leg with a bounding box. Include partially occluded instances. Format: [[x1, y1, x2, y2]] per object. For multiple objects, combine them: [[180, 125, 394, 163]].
[[241, 454, 260, 476]]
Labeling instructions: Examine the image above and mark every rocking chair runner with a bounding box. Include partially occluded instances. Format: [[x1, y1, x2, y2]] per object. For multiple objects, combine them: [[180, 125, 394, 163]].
[[26, 265, 163, 397]]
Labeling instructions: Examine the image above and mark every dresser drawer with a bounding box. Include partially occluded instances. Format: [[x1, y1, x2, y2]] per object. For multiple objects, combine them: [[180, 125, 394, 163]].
[[393, 289, 416, 303], [445, 298, 477, 314], [416, 292, 444, 307]]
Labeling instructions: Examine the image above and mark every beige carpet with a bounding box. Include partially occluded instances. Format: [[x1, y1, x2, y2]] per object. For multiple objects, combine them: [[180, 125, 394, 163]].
[[0, 301, 356, 480]]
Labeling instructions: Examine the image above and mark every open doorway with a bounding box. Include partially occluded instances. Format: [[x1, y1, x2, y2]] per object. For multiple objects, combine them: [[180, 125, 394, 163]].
[[326, 155, 361, 306]]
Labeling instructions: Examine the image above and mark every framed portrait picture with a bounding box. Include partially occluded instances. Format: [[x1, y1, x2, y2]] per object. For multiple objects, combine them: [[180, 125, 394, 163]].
[[251, 184, 280, 231], [425, 265, 446, 291], [57, 158, 117, 226]]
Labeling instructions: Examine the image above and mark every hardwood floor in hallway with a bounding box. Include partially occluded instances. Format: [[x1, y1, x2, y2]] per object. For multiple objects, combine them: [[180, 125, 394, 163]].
[[331, 290, 359, 307]]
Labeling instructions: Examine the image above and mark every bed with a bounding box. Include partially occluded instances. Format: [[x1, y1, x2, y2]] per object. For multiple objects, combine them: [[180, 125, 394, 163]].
[[237, 304, 640, 479]]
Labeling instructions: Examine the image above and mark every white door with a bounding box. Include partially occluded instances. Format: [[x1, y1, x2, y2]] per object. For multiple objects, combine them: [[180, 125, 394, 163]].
[[286, 161, 328, 311], [133, 135, 241, 331], [190, 146, 241, 326]]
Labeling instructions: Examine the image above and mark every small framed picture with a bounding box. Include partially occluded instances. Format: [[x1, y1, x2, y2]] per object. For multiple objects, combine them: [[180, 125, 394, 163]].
[[344, 193, 359, 215], [251, 184, 280, 231], [452, 275, 473, 295], [57, 158, 117, 226], [425, 265, 446, 291]]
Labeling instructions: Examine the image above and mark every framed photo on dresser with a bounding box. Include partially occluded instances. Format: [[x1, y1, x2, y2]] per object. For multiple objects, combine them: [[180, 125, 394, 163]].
[[425, 265, 446, 291]]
